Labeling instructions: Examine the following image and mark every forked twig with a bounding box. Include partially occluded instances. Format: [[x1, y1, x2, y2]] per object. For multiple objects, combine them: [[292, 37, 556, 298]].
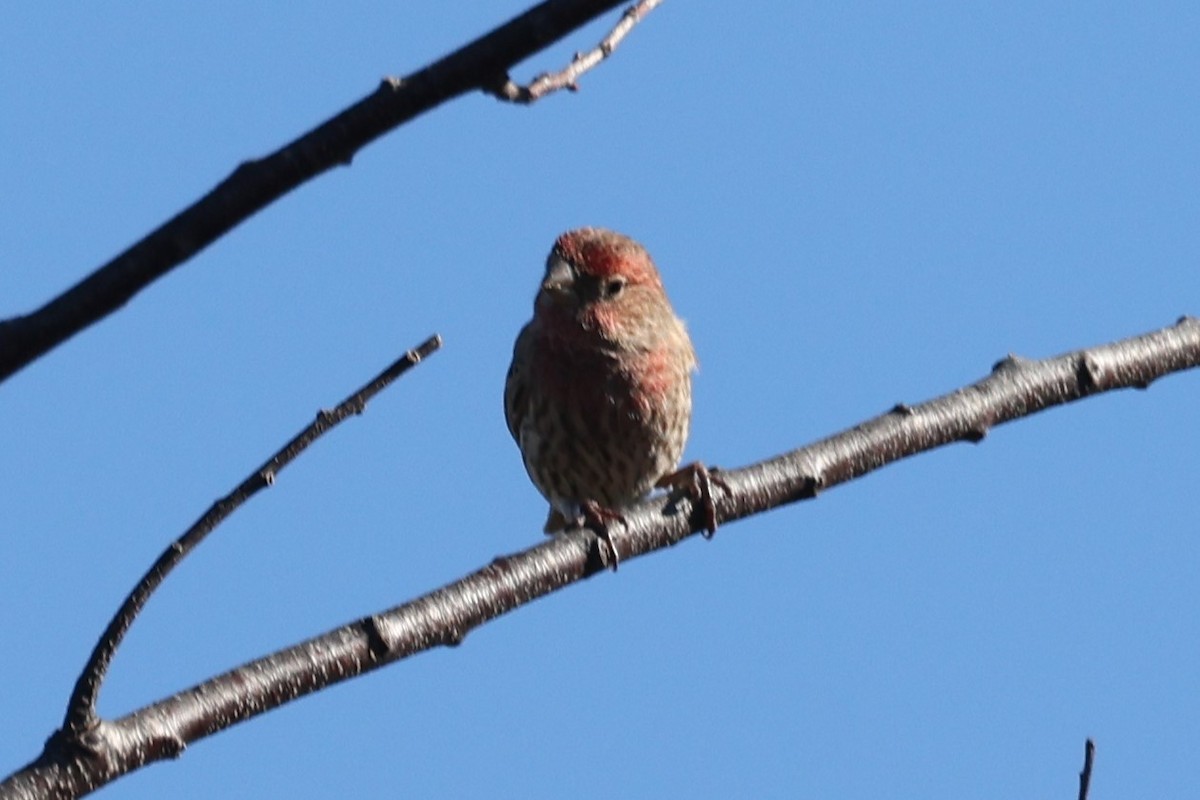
[[60, 334, 442, 741], [486, 0, 663, 103]]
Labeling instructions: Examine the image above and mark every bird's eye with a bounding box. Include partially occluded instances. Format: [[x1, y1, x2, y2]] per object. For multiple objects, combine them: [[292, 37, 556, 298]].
[[603, 277, 626, 299]]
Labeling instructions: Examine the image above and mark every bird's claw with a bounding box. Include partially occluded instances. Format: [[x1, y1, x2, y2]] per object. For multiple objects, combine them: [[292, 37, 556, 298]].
[[581, 500, 625, 571], [656, 462, 729, 538], [545, 503, 624, 571]]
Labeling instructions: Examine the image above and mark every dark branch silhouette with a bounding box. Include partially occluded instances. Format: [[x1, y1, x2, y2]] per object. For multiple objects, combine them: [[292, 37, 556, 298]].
[[3, 318, 1194, 800], [1078, 739, 1096, 800], [486, 0, 663, 103], [0, 0, 628, 384], [61, 335, 440, 745]]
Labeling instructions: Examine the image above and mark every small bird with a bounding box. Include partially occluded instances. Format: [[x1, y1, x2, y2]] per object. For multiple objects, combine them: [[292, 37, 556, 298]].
[[504, 227, 718, 565]]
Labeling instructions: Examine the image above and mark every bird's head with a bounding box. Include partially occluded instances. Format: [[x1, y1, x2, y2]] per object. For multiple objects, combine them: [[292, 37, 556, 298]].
[[534, 227, 675, 348]]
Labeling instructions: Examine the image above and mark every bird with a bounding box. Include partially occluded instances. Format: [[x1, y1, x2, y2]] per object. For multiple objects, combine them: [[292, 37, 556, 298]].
[[504, 227, 720, 566]]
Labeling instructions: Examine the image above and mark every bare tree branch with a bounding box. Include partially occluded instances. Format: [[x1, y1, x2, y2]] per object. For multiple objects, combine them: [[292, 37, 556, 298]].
[[61, 335, 441, 744], [486, 0, 664, 103], [0, 0, 629, 384], [1078, 739, 1096, 800], [3, 318, 1194, 800]]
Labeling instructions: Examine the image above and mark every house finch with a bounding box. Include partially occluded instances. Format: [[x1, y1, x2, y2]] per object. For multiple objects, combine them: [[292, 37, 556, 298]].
[[505, 228, 718, 565]]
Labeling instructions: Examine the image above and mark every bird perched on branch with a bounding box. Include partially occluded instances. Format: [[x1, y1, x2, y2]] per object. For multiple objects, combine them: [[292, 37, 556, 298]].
[[504, 227, 720, 566]]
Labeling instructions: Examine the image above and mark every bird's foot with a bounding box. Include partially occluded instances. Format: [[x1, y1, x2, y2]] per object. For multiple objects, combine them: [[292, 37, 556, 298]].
[[544, 503, 626, 571], [580, 500, 626, 571], [656, 462, 729, 538]]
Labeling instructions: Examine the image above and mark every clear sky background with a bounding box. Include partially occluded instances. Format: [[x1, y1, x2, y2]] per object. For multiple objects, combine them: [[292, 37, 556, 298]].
[[2, 3, 1197, 798]]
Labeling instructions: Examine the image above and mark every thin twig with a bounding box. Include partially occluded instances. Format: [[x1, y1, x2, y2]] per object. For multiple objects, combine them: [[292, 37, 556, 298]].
[[1078, 739, 1096, 800], [5, 319, 1193, 799], [0, 0, 626, 384], [59, 334, 442, 742], [485, 0, 663, 103]]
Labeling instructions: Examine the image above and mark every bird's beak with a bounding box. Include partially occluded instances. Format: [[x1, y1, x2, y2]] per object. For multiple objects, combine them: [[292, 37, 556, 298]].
[[541, 255, 575, 301]]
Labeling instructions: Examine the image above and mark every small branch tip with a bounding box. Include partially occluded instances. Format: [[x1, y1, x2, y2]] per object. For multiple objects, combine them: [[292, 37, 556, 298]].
[[487, 0, 662, 104], [415, 333, 443, 357], [1078, 738, 1096, 800]]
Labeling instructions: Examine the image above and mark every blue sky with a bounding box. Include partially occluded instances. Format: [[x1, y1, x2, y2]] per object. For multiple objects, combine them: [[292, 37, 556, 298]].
[[2, 3, 1197, 797]]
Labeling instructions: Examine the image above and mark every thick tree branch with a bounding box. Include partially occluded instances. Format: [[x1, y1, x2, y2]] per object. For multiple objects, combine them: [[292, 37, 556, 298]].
[[61, 335, 440, 744], [3, 318, 1194, 800], [0, 0, 627, 384], [486, 0, 663, 103]]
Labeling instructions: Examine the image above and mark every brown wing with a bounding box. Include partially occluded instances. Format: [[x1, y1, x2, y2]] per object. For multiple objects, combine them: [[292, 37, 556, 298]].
[[503, 322, 534, 444]]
